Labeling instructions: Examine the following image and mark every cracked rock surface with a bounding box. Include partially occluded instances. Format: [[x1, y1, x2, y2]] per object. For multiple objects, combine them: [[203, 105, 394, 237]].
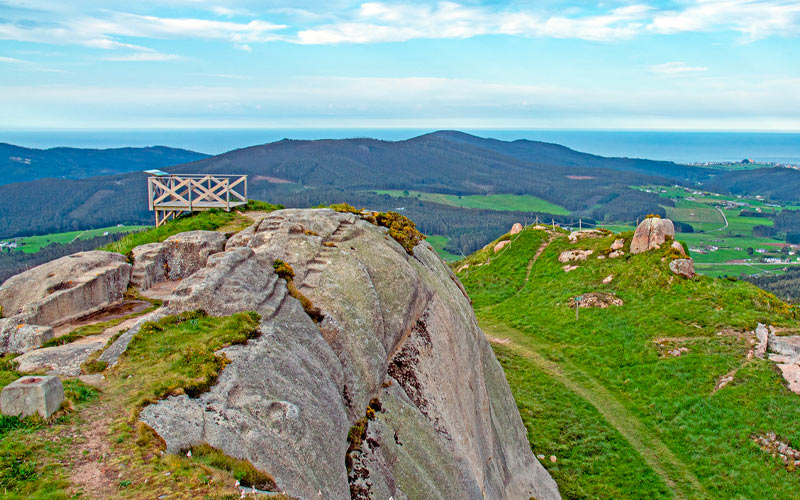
[[139, 208, 561, 500]]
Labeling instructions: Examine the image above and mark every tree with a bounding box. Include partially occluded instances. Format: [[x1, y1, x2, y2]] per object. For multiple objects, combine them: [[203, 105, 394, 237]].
[[747, 247, 755, 256]]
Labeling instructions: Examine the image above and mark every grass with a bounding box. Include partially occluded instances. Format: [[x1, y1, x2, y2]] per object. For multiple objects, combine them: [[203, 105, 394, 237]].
[[2, 225, 147, 254], [426, 235, 461, 262], [375, 190, 571, 215], [458, 226, 800, 499], [100, 200, 282, 257], [0, 355, 99, 500], [493, 343, 673, 500], [0, 310, 290, 499], [117, 310, 260, 411]]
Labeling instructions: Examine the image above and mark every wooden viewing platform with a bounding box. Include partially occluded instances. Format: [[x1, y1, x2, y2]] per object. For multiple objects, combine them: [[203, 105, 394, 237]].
[[147, 173, 248, 226]]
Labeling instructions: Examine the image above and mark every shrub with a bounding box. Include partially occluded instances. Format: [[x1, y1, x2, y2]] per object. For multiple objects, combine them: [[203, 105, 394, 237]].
[[272, 259, 295, 281], [374, 211, 425, 254], [325, 203, 362, 214]]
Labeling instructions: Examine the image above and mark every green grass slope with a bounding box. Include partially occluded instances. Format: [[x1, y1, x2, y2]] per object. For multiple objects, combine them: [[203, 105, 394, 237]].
[[376, 190, 571, 215], [457, 226, 800, 499]]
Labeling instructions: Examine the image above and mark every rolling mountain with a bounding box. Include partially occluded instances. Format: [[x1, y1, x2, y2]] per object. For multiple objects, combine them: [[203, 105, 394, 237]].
[[0, 143, 208, 185], [2, 131, 797, 255]]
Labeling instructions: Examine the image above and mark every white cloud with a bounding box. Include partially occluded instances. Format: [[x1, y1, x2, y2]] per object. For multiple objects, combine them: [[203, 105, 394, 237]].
[[0, 54, 65, 71], [649, 0, 800, 40], [650, 61, 708, 75], [1, 1, 799, 52], [0, 11, 286, 59], [297, 2, 652, 44]]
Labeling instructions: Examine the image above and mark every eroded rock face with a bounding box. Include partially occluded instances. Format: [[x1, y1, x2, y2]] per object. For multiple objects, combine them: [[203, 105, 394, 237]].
[[139, 208, 561, 500], [669, 258, 695, 279], [510, 223, 523, 235], [0, 320, 54, 354], [131, 230, 227, 290], [0, 251, 130, 326], [630, 218, 675, 254]]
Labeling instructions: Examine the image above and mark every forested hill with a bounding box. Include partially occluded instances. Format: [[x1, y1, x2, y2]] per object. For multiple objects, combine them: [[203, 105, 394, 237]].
[[424, 130, 712, 182], [3, 131, 798, 254], [0, 143, 208, 185]]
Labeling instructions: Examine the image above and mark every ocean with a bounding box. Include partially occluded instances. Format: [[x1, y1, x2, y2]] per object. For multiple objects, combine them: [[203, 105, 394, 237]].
[[2, 129, 800, 165]]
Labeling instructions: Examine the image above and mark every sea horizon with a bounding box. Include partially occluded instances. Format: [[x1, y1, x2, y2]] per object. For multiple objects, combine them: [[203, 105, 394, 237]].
[[3, 128, 800, 165]]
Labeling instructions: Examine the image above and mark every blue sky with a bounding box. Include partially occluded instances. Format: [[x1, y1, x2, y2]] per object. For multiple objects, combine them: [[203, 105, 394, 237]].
[[1, 0, 799, 130]]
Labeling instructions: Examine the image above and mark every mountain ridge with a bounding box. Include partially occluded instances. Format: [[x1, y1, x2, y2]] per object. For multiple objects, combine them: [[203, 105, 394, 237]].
[[0, 142, 208, 185]]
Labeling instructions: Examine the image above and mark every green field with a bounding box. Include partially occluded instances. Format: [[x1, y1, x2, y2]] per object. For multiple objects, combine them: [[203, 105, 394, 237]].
[[425, 235, 461, 262], [629, 185, 800, 278], [2, 225, 147, 253], [458, 226, 800, 499], [375, 190, 570, 215]]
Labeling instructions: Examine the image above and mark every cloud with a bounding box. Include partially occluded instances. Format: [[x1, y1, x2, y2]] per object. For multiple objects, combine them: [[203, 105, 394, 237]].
[[0, 54, 65, 71], [0, 11, 286, 59], [296, 2, 652, 44], [103, 51, 181, 61], [1, 1, 799, 53], [649, 0, 800, 40], [650, 61, 708, 75]]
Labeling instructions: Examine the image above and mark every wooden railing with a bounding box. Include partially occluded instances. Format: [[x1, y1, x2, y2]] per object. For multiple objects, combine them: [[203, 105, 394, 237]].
[[147, 174, 248, 226]]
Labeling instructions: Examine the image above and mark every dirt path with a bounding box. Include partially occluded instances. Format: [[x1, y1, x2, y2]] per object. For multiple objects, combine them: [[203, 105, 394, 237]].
[[708, 207, 729, 233], [480, 319, 709, 500], [524, 233, 555, 286]]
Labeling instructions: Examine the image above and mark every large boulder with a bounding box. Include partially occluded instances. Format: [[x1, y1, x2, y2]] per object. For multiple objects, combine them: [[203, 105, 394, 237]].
[[131, 230, 227, 290], [0, 251, 130, 328], [138, 209, 560, 500], [630, 218, 675, 254], [0, 320, 54, 354], [669, 258, 695, 279], [558, 249, 593, 262]]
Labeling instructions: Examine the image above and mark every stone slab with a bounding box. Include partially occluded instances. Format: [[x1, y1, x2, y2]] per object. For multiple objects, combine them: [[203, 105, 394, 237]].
[[1, 375, 64, 418]]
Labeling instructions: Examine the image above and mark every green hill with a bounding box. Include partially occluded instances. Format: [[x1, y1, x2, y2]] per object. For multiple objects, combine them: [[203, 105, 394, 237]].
[[457, 225, 800, 499]]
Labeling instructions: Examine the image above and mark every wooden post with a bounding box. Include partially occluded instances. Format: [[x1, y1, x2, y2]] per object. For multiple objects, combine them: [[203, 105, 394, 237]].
[[579, 219, 582, 232], [188, 179, 193, 211], [552, 219, 555, 231], [225, 179, 230, 211]]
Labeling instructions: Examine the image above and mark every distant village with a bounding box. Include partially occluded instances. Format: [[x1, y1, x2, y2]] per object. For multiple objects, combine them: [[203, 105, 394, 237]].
[[686, 159, 800, 170]]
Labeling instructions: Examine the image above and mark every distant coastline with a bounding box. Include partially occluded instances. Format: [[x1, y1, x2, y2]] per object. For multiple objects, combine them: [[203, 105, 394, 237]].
[[2, 129, 800, 165]]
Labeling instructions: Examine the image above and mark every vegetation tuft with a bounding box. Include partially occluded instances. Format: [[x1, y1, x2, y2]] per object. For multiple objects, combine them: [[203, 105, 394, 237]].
[[370, 211, 425, 254], [272, 260, 324, 323], [189, 444, 277, 490]]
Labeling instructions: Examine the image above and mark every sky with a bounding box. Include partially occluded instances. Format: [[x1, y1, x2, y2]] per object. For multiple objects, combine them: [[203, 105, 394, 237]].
[[1, 0, 799, 131]]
